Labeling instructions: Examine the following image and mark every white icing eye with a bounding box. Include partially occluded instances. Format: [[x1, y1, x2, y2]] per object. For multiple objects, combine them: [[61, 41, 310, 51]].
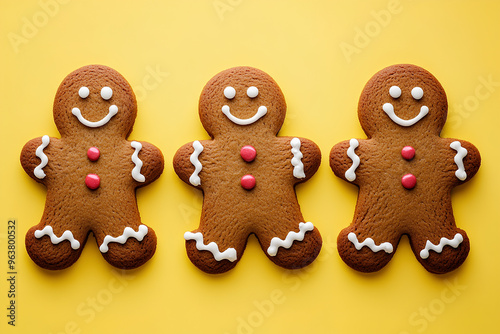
[[247, 86, 259, 98], [79, 87, 90, 99], [389, 86, 401, 99], [411, 87, 424, 100], [224, 86, 236, 99], [101, 87, 113, 100]]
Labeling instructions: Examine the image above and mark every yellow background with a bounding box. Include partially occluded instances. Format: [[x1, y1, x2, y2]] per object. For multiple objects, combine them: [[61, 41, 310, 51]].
[[1, 0, 499, 333]]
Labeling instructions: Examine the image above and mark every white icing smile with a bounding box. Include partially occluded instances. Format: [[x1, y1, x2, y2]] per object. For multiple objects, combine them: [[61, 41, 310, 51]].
[[72, 105, 118, 128], [383, 86, 429, 127], [222, 105, 267, 125], [383, 103, 429, 127]]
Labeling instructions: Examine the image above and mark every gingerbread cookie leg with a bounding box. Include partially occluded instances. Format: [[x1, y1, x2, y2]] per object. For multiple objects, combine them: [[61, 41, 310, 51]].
[[26, 207, 88, 270], [255, 212, 322, 270], [94, 204, 156, 269], [337, 225, 400, 273], [337, 195, 402, 273], [410, 219, 470, 274], [184, 210, 249, 274]]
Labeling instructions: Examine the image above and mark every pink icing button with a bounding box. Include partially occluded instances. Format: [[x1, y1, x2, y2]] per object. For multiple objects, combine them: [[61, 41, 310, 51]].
[[241, 174, 256, 190], [85, 174, 100, 190], [240, 145, 257, 162], [87, 147, 100, 162], [401, 173, 416, 189], [401, 146, 415, 160]]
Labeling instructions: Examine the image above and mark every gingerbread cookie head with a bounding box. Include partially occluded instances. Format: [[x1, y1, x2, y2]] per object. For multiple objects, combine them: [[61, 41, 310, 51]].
[[53, 65, 137, 137], [198, 66, 286, 138], [358, 64, 448, 137]]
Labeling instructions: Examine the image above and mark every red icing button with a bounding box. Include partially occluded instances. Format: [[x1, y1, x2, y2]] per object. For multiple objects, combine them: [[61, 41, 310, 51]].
[[240, 145, 257, 162], [401, 146, 415, 160], [401, 173, 416, 189], [85, 174, 100, 190], [241, 174, 256, 190], [87, 147, 100, 161]]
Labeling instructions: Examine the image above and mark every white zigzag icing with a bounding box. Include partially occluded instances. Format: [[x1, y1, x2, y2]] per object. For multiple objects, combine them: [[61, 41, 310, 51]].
[[290, 137, 306, 179], [348, 232, 393, 253], [345, 138, 360, 182], [420, 233, 463, 259], [99, 225, 148, 253], [189, 140, 203, 186], [267, 222, 314, 256], [131, 141, 146, 182], [34, 226, 80, 250], [34, 135, 50, 179], [184, 231, 237, 262], [450, 141, 468, 181]]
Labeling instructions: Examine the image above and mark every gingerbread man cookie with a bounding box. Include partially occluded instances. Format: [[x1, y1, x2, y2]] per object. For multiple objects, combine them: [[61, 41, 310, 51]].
[[330, 64, 480, 274], [174, 67, 322, 274], [21, 65, 164, 270]]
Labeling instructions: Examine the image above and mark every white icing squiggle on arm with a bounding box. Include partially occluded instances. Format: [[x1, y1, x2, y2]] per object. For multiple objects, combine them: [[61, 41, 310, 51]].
[[34, 135, 50, 179], [420, 233, 463, 259], [131, 141, 145, 182], [99, 225, 148, 253], [189, 140, 203, 186], [348, 233, 393, 253], [450, 141, 468, 181], [34, 226, 80, 250], [345, 138, 360, 182], [267, 222, 314, 256], [184, 231, 237, 262], [290, 137, 306, 179]]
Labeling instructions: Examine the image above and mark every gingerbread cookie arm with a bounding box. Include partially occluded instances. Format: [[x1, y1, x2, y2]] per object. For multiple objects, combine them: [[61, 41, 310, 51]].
[[129, 141, 164, 186], [443, 138, 481, 185], [330, 138, 366, 185], [173, 140, 211, 188], [20, 136, 59, 184], [284, 137, 321, 183]]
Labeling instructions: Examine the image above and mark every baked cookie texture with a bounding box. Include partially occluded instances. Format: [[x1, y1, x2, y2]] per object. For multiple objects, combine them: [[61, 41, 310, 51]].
[[330, 64, 480, 274], [174, 66, 322, 274], [21, 65, 164, 270]]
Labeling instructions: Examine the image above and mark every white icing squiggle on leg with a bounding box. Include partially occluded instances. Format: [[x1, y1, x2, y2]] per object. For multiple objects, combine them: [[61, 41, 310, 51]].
[[131, 141, 146, 182], [267, 222, 314, 256], [345, 138, 360, 182], [34, 226, 80, 250], [189, 140, 203, 186], [348, 232, 393, 253], [420, 233, 463, 259], [99, 225, 148, 253], [34, 135, 50, 179], [450, 141, 468, 181], [184, 231, 237, 262], [290, 137, 306, 179]]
